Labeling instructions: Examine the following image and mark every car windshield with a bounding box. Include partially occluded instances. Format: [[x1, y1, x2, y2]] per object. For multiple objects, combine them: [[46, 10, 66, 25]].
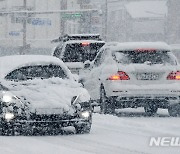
[[62, 43, 104, 62], [113, 50, 177, 65], [5, 65, 68, 81]]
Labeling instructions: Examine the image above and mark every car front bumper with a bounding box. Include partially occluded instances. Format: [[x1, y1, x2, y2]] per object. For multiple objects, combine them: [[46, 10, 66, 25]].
[[0, 112, 92, 132]]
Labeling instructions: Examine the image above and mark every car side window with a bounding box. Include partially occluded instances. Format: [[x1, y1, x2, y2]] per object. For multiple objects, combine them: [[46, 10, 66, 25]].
[[53, 45, 63, 58], [5, 67, 29, 81], [167, 52, 178, 65], [5, 65, 68, 81]]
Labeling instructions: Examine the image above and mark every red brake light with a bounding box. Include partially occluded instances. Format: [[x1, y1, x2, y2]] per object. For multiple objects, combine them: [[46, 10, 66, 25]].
[[167, 71, 180, 80], [81, 42, 90, 46], [135, 48, 156, 52], [108, 71, 130, 80]]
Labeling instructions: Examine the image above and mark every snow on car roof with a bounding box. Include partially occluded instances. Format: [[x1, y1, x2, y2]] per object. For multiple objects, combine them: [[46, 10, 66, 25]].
[[0, 55, 72, 79], [67, 33, 100, 37], [65, 40, 105, 44], [104, 42, 171, 51]]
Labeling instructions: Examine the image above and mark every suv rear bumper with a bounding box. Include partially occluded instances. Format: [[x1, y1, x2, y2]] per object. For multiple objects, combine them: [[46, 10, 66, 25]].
[[104, 83, 180, 107]]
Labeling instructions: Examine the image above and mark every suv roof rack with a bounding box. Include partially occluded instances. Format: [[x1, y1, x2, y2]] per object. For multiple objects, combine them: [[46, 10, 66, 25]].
[[51, 34, 102, 43]]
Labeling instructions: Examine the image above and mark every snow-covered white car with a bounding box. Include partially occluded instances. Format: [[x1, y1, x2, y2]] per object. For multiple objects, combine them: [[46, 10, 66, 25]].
[[0, 55, 92, 135], [81, 42, 180, 116], [52, 34, 105, 74]]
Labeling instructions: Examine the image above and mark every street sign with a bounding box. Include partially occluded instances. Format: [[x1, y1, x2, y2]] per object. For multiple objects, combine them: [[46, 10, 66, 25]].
[[31, 18, 51, 26], [62, 13, 82, 19], [9, 31, 20, 36]]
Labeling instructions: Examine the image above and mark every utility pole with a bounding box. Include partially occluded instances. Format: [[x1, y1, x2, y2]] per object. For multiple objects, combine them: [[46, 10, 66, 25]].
[[21, 0, 27, 54], [104, 0, 124, 41], [20, 0, 28, 55], [105, 0, 108, 41]]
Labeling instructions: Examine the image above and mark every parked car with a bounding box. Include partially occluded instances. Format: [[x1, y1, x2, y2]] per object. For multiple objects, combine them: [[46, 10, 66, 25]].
[[52, 34, 105, 74], [80, 42, 180, 116], [0, 55, 92, 135]]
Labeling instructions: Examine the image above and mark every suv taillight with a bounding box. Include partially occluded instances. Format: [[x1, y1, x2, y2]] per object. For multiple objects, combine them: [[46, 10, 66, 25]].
[[167, 71, 180, 80], [81, 42, 90, 46], [108, 71, 130, 80]]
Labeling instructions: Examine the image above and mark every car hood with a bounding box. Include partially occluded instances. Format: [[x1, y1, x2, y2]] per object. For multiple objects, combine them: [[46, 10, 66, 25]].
[[2, 78, 90, 115]]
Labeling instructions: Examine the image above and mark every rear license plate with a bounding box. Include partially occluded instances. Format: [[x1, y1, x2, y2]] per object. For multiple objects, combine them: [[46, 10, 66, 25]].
[[137, 73, 159, 80]]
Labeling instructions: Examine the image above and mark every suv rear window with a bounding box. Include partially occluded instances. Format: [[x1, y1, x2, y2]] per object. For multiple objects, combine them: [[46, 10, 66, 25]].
[[113, 50, 177, 65], [62, 43, 104, 62]]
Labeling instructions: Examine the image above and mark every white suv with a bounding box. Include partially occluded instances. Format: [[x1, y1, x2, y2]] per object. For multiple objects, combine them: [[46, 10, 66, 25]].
[[81, 42, 180, 116], [52, 34, 105, 74]]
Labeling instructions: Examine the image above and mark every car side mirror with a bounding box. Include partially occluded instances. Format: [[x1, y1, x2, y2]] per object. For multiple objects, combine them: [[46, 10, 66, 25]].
[[71, 96, 78, 105], [84, 63, 91, 69], [84, 60, 92, 69], [78, 78, 85, 87], [72, 74, 79, 82]]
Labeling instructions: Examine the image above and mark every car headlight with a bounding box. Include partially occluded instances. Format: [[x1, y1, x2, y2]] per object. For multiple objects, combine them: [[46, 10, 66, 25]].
[[2, 95, 13, 103], [80, 111, 91, 119], [4, 112, 15, 121]]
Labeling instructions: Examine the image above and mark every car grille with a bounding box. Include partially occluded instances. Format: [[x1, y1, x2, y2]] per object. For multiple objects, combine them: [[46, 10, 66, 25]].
[[30, 113, 76, 122]]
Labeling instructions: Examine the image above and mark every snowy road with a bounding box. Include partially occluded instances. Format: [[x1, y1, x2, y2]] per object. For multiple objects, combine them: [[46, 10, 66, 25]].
[[0, 108, 180, 154]]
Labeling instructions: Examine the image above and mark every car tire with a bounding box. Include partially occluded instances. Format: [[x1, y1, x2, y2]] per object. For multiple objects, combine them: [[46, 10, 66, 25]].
[[75, 122, 91, 134], [144, 104, 158, 116], [168, 104, 180, 117], [0, 126, 3, 136], [100, 85, 115, 114], [0, 123, 15, 136]]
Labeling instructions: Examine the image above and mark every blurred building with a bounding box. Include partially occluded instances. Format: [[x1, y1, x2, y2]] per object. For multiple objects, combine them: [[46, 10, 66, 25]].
[[125, 0, 167, 42], [106, 0, 167, 42], [91, 0, 167, 42], [166, 0, 180, 44]]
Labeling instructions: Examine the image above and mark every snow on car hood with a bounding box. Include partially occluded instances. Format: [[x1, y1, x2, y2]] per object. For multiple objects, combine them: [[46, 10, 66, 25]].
[[2, 78, 90, 115]]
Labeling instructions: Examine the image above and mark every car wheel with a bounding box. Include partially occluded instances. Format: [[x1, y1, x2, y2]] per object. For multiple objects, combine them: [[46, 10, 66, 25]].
[[0, 125, 15, 136], [100, 85, 115, 114], [75, 122, 91, 134], [0, 126, 3, 135], [168, 104, 180, 117], [144, 104, 158, 116]]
